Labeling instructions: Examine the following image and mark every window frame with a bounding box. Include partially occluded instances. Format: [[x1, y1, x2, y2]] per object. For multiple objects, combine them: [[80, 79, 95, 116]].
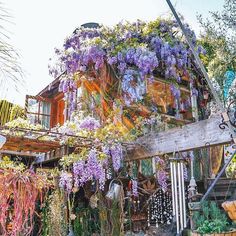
[[25, 95, 52, 129]]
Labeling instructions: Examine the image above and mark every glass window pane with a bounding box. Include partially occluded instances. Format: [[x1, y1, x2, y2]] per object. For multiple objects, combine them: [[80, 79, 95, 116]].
[[39, 115, 50, 129], [27, 98, 39, 113], [147, 81, 175, 114], [27, 113, 38, 125], [40, 102, 51, 115]]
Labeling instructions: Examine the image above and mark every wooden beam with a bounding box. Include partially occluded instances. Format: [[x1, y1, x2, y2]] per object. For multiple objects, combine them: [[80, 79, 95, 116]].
[[1, 136, 60, 153], [126, 115, 234, 160], [0, 150, 38, 157]]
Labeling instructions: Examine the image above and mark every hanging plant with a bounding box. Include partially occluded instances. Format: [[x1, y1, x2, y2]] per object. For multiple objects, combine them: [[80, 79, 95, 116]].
[[0, 169, 48, 236], [44, 189, 68, 236]]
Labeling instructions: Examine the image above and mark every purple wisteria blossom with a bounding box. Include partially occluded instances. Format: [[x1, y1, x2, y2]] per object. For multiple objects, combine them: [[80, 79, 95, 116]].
[[110, 144, 123, 172], [79, 116, 101, 131], [72, 149, 106, 190], [170, 84, 181, 99], [59, 171, 73, 193], [155, 156, 168, 192], [49, 19, 204, 108], [132, 179, 138, 197], [156, 170, 168, 192]]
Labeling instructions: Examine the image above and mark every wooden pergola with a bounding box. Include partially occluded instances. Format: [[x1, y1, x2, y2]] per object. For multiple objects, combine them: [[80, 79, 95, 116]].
[[0, 126, 103, 163], [2, 136, 60, 153]]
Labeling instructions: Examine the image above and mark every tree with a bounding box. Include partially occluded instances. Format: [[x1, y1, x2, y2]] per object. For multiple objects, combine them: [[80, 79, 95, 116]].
[[0, 3, 22, 94], [198, 0, 236, 104]]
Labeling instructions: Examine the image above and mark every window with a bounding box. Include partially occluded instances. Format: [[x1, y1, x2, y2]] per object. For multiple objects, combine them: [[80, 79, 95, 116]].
[[147, 79, 192, 120], [26, 95, 51, 129]]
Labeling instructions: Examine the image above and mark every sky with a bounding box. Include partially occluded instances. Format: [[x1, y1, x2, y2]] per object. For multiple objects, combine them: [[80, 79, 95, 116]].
[[0, 0, 224, 106]]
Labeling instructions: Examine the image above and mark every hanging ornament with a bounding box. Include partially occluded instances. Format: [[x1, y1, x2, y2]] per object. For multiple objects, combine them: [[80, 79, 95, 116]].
[[148, 189, 172, 226]]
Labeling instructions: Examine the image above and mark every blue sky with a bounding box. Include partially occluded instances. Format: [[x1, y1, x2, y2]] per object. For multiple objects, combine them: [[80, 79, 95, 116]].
[[1, 0, 224, 105]]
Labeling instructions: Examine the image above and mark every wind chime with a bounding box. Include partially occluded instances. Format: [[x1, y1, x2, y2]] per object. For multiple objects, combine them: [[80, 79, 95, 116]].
[[170, 155, 187, 235]]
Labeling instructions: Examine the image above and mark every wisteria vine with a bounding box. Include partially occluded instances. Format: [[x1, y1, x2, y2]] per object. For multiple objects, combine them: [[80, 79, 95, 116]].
[[57, 112, 125, 191], [49, 18, 205, 113]]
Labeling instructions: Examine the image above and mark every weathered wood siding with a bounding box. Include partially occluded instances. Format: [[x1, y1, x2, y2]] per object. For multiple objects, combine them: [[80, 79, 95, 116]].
[[126, 115, 234, 160]]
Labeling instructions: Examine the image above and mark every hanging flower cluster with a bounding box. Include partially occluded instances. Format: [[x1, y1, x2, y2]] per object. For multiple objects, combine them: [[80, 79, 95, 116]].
[[49, 18, 205, 108], [59, 171, 73, 193], [155, 156, 168, 192], [59, 78, 77, 117], [59, 143, 123, 191], [132, 179, 138, 197], [73, 149, 106, 190], [56, 112, 126, 192]]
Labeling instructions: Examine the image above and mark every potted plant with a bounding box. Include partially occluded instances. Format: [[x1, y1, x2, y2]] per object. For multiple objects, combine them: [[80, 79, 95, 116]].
[[222, 200, 236, 224], [192, 201, 236, 236]]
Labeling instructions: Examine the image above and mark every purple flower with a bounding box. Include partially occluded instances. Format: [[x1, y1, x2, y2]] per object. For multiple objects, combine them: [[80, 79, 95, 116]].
[[132, 179, 138, 197], [156, 170, 168, 192], [59, 171, 73, 193], [118, 62, 127, 73], [110, 144, 123, 172], [87, 149, 106, 189], [73, 160, 85, 177], [62, 80, 69, 93], [107, 56, 117, 65], [155, 156, 168, 191], [79, 116, 100, 131], [192, 87, 198, 97], [170, 84, 181, 99], [59, 80, 64, 92], [72, 149, 107, 189]]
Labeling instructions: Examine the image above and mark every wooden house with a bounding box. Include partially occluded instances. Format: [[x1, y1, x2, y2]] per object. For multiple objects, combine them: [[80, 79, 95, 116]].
[[1, 20, 235, 235]]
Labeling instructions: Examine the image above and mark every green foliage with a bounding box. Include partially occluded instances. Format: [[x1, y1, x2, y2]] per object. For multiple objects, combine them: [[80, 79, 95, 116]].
[[0, 100, 13, 125], [225, 154, 236, 177], [43, 190, 67, 236], [9, 104, 25, 121], [198, 0, 236, 103], [73, 206, 100, 236], [193, 201, 229, 234], [111, 200, 123, 236], [73, 216, 83, 235]]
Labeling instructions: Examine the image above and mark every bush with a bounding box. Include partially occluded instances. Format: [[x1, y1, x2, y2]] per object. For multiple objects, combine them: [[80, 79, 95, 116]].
[[193, 201, 229, 234]]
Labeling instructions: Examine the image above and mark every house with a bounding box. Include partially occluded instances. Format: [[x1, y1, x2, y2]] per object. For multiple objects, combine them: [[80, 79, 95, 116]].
[[24, 19, 236, 196], [23, 20, 217, 184], [1, 19, 235, 235]]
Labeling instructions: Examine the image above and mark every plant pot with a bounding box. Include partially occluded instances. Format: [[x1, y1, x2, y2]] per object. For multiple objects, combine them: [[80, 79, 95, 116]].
[[222, 200, 236, 223], [191, 230, 236, 236], [191, 231, 200, 236]]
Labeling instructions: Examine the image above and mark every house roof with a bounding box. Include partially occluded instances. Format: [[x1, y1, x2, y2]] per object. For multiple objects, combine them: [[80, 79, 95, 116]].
[[37, 75, 62, 98]]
